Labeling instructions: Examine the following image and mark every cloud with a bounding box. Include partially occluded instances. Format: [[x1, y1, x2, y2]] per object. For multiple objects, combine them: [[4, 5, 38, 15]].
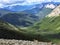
[[25, 0, 44, 4], [0, 0, 44, 8], [0, 0, 60, 4], [0, 0, 24, 4], [0, 0, 44, 5], [0, 0, 60, 8]]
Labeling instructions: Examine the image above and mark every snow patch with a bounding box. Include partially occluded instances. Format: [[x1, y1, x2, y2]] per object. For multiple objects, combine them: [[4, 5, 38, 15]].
[[45, 4, 56, 9]]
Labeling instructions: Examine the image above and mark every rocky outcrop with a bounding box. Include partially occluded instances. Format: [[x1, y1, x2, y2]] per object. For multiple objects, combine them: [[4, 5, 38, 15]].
[[47, 5, 60, 17], [0, 39, 56, 45]]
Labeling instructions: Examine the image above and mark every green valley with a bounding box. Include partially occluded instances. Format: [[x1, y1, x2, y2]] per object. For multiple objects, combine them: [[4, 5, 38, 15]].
[[0, 5, 60, 43]]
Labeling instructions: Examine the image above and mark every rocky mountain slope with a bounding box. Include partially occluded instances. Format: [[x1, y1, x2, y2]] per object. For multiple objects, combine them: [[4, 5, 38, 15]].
[[47, 5, 60, 17], [0, 39, 54, 45]]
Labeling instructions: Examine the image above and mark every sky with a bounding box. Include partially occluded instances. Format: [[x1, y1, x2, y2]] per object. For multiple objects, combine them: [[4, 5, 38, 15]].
[[0, 0, 60, 8]]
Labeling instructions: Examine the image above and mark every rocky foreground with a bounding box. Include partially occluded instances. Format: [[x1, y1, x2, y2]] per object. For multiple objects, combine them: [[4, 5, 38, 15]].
[[0, 39, 57, 45]]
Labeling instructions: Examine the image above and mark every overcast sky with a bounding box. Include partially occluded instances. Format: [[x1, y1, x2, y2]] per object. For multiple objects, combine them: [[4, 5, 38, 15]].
[[0, 0, 60, 8]]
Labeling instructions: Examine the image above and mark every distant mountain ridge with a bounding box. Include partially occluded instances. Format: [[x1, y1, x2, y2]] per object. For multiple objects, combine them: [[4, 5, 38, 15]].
[[0, 2, 60, 27], [0, 2, 60, 14], [0, 7, 53, 27], [0, 12, 39, 27]]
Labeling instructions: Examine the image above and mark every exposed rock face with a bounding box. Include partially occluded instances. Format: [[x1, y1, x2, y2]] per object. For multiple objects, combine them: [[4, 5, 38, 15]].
[[47, 5, 60, 17], [0, 39, 55, 45]]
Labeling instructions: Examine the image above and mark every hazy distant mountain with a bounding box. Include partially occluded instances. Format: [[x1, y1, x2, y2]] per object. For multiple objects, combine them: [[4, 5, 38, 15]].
[[36, 7, 53, 19], [0, 7, 53, 27], [0, 2, 60, 27], [0, 4, 53, 27], [0, 9, 11, 15], [0, 2, 60, 14], [0, 12, 39, 27]]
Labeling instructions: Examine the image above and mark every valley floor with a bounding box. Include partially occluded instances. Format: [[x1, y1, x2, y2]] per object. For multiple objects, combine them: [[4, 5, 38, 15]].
[[0, 39, 57, 45]]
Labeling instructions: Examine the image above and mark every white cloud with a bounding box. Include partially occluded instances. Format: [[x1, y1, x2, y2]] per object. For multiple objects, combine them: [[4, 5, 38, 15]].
[[0, 0, 42, 3], [0, 0, 10, 3], [0, 4, 4, 8], [25, 0, 44, 4], [0, 0, 60, 8], [0, 0, 60, 4], [0, 0, 44, 5], [0, 3, 7, 8], [53, 0, 60, 2], [0, 0, 24, 4], [0, 0, 44, 8]]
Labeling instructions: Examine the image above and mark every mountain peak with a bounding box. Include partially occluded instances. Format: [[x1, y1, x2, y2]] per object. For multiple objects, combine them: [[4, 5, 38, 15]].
[[47, 5, 60, 17], [45, 4, 56, 9]]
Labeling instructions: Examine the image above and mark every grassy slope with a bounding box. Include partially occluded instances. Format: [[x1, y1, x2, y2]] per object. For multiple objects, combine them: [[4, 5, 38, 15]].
[[0, 20, 41, 40], [27, 16, 60, 42], [0, 20, 28, 40], [1, 15, 60, 43]]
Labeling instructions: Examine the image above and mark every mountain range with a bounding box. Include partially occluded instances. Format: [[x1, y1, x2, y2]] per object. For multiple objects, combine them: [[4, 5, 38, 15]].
[[0, 2, 60, 27], [0, 2, 60, 42], [1, 2, 60, 13], [0, 12, 39, 27]]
